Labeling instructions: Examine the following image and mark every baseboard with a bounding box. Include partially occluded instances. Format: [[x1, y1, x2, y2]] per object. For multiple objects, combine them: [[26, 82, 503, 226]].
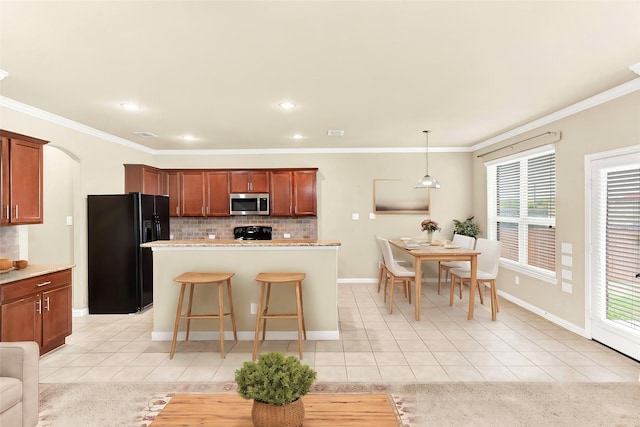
[[73, 307, 89, 317], [497, 290, 588, 338]]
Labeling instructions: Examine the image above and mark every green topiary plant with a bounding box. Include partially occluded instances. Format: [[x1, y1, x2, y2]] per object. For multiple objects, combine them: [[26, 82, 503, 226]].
[[452, 216, 481, 239], [235, 352, 317, 406]]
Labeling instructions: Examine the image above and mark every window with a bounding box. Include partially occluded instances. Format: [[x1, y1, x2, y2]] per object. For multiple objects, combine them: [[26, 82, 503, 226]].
[[487, 145, 556, 280]]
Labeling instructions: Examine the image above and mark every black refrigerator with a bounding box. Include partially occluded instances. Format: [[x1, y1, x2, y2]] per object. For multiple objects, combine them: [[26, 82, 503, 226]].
[[87, 193, 169, 314]]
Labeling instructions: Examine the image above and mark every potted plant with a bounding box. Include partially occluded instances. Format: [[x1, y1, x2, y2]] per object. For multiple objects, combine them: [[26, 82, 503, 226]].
[[235, 352, 317, 427], [452, 216, 480, 239]]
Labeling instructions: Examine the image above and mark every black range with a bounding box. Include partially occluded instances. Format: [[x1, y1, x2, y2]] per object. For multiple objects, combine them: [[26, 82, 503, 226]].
[[233, 226, 272, 240]]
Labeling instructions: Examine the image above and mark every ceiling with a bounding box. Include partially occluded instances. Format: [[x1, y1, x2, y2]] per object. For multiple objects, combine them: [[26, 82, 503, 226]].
[[1, 1, 639, 152]]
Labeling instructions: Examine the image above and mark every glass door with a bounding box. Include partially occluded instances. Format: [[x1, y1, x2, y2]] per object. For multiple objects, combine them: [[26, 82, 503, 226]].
[[588, 148, 640, 361]]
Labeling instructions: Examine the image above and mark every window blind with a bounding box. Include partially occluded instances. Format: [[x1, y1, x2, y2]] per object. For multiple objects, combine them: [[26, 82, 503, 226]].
[[604, 168, 640, 328], [487, 147, 556, 275]]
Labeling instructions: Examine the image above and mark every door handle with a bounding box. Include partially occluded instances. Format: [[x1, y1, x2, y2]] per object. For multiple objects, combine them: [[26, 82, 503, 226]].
[[14, 205, 18, 219]]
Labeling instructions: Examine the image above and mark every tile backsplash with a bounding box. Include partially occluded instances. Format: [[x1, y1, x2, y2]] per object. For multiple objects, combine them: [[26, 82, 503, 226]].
[[0, 227, 19, 259], [169, 217, 317, 240]]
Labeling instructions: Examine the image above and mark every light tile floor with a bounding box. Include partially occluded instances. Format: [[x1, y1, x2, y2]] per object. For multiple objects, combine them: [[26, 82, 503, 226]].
[[39, 282, 640, 384]]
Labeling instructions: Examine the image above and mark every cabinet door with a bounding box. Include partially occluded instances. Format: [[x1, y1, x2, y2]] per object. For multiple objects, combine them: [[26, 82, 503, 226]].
[[165, 171, 182, 217], [206, 171, 230, 216], [293, 170, 317, 216], [124, 164, 161, 195], [142, 167, 161, 195], [0, 138, 9, 225], [42, 285, 72, 351], [1, 294, 41, 343], [270, 171, 293, 216], [230, 171, 270, 193], [9, 138, 43, 224], [180, 171, 206, 216], [230, 171, 250, 193], [248, 171, 270, 193]]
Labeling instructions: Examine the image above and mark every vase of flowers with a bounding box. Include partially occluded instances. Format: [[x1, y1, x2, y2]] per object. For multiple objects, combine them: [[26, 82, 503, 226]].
[[420, 219, 441, 242]]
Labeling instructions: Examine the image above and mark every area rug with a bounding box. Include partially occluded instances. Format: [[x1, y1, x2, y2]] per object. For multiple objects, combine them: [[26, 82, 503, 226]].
[[38, 382, 640, 427]]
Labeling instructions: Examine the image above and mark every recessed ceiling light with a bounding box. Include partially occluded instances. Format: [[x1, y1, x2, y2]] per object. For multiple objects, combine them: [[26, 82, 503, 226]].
[[120, 102, 141, 111], [0, 69, 8, 80], [182, 135, 195, 141], [292, 133, 304, 140], [279, 102, 296, 110], [327, 130, 344, 137]]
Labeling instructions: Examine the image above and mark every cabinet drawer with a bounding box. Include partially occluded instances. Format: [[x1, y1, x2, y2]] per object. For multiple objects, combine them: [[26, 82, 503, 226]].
[[0, 269, 71, 303]]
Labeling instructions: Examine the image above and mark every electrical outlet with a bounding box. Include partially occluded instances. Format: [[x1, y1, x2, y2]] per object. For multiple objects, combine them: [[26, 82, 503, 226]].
[[352, 213, 360, 220], [208, 234, 216, 239], [284, 233, 291, 238], [515, 276, 519, 285], [369, 212, 376, 220], [250, 303, 257, 314]]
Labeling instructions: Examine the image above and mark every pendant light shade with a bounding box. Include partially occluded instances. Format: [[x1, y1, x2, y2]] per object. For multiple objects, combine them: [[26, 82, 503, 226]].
[[415, 130, 440, 189]]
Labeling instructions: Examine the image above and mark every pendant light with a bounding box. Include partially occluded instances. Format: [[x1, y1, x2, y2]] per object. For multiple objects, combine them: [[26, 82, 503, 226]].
[[415, 130, 441, 189]]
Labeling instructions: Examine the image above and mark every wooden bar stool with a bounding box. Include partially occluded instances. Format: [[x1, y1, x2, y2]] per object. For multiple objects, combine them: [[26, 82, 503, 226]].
[[171, 272, 237, 359], [252, 272, 307, 361]]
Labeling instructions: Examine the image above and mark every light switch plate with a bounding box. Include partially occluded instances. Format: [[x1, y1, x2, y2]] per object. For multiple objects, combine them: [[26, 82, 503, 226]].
[[352, 213, 360, 220]]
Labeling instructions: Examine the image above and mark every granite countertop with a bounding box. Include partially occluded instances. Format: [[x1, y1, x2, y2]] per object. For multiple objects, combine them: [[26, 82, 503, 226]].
[[0, 264, 74, 285], [141, 239, 341, 248]]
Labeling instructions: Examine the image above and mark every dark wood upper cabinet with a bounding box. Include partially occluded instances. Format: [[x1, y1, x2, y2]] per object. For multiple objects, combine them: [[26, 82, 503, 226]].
[[164, 171, 181, 217], [206, 171, 230, 216], [180, 171, 206, 217], [0, 130, 47, 225], [270, 171, 293, 216], [270, 169, 317, 217], [124, 164, 162, 195], [292, 170, 317, 216], [230, 170, 269, 193], [125, 166, 317, 218]]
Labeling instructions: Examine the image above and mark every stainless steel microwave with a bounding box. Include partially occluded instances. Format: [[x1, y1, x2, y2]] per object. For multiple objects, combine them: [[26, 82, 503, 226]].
[[229, 193, 269, 216]]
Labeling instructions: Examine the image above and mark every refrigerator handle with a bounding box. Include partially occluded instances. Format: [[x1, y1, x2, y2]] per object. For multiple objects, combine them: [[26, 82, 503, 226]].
[[153, 213, 161, 240]]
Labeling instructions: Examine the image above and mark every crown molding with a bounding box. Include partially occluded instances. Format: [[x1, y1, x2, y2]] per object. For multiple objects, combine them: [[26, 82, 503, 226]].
[[0, 96, 155, 154], [471, 77, 640, 152], [4, 76, 640, 157]]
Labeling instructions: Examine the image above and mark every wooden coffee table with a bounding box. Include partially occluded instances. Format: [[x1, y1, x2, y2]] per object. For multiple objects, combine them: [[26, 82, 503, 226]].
[[151, 393, 400, 426]]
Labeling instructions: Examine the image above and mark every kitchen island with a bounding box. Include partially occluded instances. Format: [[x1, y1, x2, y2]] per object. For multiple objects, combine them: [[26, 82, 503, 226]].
[[141, 239, 341, 342]]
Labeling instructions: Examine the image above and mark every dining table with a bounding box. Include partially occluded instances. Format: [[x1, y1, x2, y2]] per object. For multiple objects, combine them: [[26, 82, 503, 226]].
[[389, 239, 481, 321]]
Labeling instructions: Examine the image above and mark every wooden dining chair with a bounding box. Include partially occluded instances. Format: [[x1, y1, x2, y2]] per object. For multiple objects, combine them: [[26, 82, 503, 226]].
[[449, 238, 502, 320]]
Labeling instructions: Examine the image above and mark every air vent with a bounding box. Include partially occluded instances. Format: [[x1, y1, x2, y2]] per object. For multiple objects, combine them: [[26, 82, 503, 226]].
[[133, 131, 158, 138], [327, 130, 344, 137]]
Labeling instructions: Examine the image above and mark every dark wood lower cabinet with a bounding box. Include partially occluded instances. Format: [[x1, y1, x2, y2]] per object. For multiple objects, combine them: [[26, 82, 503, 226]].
[[0, 268, 72, 355]]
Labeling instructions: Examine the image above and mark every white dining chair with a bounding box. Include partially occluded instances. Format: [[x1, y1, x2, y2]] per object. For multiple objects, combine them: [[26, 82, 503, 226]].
[[375, 236, 411, 295], [437, 234, 476, 295], [449, 238, 502, 321], [377, 237, 415, 314]]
